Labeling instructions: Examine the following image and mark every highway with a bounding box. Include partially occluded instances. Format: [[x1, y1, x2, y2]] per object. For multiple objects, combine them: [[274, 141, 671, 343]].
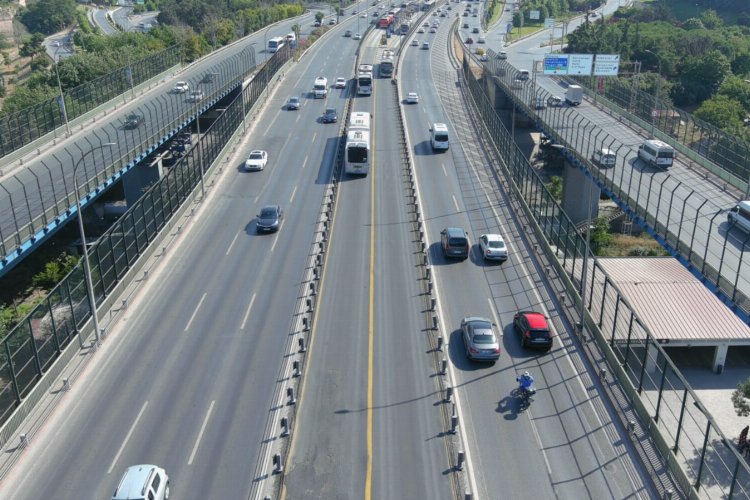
[[398, 10, 652, 498], [484, 10, 750, 316], [0, 14, 314, 272], [91, 7, 119, 36], [0, 10, 363, 499], [0, 2, 672, 498], [283, 25, 453, 500]]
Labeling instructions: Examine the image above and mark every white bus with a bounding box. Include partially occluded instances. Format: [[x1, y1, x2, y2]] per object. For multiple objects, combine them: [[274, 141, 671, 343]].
[[357, 71, 373, 96], [267, 36, 285, 53], [350, 111, 371, 131], [345, 129, 371, 175], [638, 139, 674, 168], [380, 54, 395, 77]]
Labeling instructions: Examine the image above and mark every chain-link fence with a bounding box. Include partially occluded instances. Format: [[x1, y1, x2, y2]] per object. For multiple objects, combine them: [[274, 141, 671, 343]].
[[0, 44, 259, 270], [0, 46, 181, 160], [480, 51, 750, 324], [0, 44, 292, 428], [569, 74, 750, 192], [463, 55, 750, 499]]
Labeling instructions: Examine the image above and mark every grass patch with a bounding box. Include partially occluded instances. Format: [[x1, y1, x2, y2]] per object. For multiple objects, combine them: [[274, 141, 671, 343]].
[[599, 233, 670, 257], [505, 25, 543, 42]]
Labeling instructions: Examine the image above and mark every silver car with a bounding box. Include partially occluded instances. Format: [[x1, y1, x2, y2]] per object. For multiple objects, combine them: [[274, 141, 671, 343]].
[[479, 234, 508, 261], [461, 317, 501, 361]]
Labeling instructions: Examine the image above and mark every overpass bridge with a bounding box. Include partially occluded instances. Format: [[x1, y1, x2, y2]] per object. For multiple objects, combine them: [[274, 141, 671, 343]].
[[0, 41, 259, 277], [480, 50, 750, 325]]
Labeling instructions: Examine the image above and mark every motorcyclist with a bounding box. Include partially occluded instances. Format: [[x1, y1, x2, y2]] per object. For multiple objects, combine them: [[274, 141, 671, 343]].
[[516, 371, 535, 394]]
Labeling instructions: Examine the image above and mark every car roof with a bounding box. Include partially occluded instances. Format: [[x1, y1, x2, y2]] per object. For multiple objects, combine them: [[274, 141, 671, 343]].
[[520, 311, 548, 330], [444, 227, 465, 236], [483, 233, 504, 242], [463, 316, 492, 327], [114, 465, 159, 499]]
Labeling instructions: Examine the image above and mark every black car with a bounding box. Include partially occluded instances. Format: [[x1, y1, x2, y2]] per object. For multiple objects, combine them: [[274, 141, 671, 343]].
[[123, 114, 143, 129], [202, 73, 216, 84], [322, 107, 338, 123], [256, 205, 283, 233]]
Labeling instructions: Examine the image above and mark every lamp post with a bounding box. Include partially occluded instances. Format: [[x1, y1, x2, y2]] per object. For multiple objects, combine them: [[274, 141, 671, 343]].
[[54, 46, 71, 137], [73, 142, 116, 346], [644, 49, 662, 139]]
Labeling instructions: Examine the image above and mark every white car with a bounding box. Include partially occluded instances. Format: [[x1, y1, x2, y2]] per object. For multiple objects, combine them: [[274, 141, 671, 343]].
[[479, 234, 508, 262], [406, 92, 419, 104], [245, 150, 268, 171], [52, 40, 61, 47], [360, 13, 367, 17], [429, 27, 437, 33], [417, 27, 425, 33], [172, 81, 190, 93], [188, 90, 205, 102], [412, 39, 419, 46], [335, 77, 347, 88], [422, 42, 430, 50], [353, 33, 362, 40]]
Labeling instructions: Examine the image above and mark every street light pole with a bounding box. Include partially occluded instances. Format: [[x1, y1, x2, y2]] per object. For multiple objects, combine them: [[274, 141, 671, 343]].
[[54, 46, 71, 137], [644, 49, 662, 139], [73, 142, 116, 346]]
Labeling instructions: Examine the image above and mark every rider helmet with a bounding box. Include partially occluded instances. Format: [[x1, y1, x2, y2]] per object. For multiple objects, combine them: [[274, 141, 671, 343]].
[[523, 371, 529, 377]]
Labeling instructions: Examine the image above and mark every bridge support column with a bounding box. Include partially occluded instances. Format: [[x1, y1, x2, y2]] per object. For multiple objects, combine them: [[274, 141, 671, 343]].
[[712, 343, 728, 374], [123, 157, 165, 206], [562, 161, 600, 226]]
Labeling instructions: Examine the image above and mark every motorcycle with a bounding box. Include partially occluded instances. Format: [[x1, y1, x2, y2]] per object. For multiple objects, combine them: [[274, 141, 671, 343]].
[[515, 374, 536, 407]]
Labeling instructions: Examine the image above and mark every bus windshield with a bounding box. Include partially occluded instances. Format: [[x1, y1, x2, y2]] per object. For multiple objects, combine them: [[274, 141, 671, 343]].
[[347, 146, 368, 163]]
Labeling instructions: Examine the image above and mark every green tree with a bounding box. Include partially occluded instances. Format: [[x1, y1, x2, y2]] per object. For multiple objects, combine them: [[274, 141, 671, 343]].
[[590, 216, 612, 254], [694, 95, 745, 130], [547, 176, 563, 201], [682, 18, 704, 30], [717, 76, 750, 110], [675, 50, 731, 105], [732, 377, 750, 417], [699, 9, 722, 29], [315, 11, 324, 24], [19, 0, 78, 35]]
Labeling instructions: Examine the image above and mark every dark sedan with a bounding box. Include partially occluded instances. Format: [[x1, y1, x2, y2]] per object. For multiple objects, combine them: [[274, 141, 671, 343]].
[[256, 205, 283, 233], [123, 114, 143, 129], [322, 107, 338, 123]]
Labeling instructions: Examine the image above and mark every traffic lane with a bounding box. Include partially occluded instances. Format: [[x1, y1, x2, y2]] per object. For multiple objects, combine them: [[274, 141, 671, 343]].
[[93, 7, 118, 35], [0, 26, 348, 498], [283, 177, 372, 499], [371, 79, 453, 499]]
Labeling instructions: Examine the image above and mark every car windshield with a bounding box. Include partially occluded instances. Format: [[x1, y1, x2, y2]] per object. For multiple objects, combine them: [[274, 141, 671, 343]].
[[448, 237, 467, 246], [473, 333, 495, 344], [290, 97, 298, 103], [249, 153, 263, 160], [326, 109, 336, 115], [260, 208, 277, 218]]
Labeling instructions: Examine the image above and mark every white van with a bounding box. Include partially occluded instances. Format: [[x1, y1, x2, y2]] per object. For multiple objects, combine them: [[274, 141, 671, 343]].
[[592, 147, 616, 167], [518, 69, 530, 81], [728, 200, 750, 233], [113, 465, 169, 500], [430, 123, 449, 151], [638, 139, 674, 168]]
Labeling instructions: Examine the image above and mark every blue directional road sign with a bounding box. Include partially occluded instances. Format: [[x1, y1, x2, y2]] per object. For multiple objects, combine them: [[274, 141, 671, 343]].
[[543, 55, 569, 75]]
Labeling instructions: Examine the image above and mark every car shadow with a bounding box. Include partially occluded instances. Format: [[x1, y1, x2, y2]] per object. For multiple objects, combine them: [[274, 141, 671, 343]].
[[414, 140, 443, 156], [427, 242, 467, 266], [500, 323, 539, 360]]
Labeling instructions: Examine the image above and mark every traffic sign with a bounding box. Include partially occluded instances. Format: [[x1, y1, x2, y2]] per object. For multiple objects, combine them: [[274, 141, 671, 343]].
[[543, 54, 568, 75], [594, 54, 620, 76]]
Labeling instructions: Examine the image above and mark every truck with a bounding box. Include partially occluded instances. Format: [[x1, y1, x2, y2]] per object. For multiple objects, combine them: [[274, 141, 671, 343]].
[[314, 77, 328, 98], [565, 84, 583, 106]]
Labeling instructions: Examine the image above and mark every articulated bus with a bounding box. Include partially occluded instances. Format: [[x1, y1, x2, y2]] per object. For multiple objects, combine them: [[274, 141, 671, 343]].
[[380, 53, 395, 78], [267, 36, 285, 53], [346, 112, 372, 175]]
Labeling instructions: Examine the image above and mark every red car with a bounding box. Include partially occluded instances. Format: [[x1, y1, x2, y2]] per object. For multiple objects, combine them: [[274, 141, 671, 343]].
[[513, 311, 553, 351]]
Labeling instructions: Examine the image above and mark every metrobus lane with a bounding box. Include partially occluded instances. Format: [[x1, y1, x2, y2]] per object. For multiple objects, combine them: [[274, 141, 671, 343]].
[[283, 30, 453, 499], [396, 22, 654, 499]]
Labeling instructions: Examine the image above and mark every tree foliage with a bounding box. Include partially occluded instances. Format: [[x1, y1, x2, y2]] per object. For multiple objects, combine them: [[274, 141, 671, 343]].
[[19, 0, 78, 35], [732, 377, 750, 417]]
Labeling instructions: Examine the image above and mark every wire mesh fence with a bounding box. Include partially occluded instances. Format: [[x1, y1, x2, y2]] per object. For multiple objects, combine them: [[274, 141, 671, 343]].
[[462, 55, 750, 499], [479, 50, 750, 324], [569, 74, 750, 188], [0, 44, 292, 429], [0, 46, 182, 160], [0, 44, 259, 269]]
